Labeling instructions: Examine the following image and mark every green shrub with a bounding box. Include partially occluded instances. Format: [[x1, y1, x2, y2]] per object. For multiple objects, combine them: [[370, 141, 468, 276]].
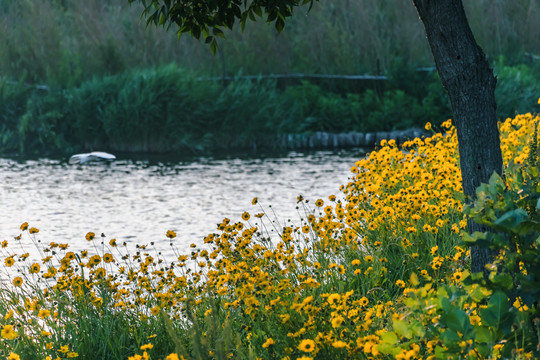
[[495, 60, 540, 119], [0, 78, 31, 154]]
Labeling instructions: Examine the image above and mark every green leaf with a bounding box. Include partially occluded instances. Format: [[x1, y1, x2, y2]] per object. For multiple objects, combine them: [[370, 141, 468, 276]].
[[444, 308, 471, 334], [209, 39, 218, 55], [469, 285, 491, 303], [213, 27, 225, 38], [487, 172, 505, 195], [494, 209, 529, 231], [376, 332, 400, 355], [392, 319, 412, 339], [253, 5, 262, 17], [475, 326, 493, 344], [480, 291, 509, 327], [489, 273, 514, 290], [380, 331, 398, 345], [440, 329, 460, 343], [275, 17, 285, 32]]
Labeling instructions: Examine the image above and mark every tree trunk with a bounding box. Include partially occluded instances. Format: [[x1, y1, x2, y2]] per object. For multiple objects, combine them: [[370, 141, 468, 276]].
[[411, 0, 503, 273]]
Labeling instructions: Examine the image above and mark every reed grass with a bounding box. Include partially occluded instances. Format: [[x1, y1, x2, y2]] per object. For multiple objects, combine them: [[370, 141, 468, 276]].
[[0, 0, 539, 87]]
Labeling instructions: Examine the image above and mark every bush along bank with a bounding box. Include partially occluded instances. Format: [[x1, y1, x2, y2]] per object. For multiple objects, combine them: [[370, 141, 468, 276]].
[[1, 112, 539, 359], [2, 61, 539, 157]]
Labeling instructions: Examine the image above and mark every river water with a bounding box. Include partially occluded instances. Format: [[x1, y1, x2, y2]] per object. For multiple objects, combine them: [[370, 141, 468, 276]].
[[0, 150, 363, 260]]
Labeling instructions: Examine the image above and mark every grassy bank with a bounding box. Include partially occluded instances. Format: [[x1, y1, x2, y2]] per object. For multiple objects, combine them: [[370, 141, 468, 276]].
[[2, 61, 540, 156], [0, 111, 539, 359]]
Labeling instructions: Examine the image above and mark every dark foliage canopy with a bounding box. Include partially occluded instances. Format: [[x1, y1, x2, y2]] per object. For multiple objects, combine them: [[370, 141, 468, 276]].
[[129, 0, 316, 52]]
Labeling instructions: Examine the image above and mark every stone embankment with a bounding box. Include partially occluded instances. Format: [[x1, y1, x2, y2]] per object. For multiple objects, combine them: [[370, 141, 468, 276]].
[[279, 127, 428, 150]]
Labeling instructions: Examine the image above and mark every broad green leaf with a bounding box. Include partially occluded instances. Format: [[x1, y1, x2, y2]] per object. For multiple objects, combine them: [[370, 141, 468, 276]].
[[487, 172, 505, 194], [376, 332, 400, 355], [444, 308, 471, 333], [480, 291, 509, 327], [494, 209, 528, 231], [469, 285, 492, 303], [474, 326, 493, 344], [440, 329, 460, 343], [489, 273, 514, 290], [392, 319, 412, 339]]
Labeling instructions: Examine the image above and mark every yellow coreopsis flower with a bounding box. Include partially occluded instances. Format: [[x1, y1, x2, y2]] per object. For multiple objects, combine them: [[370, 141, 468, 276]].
[[1, 325, 18, 340], [262, 337, 275, 348], [298, 339, 316, 352]]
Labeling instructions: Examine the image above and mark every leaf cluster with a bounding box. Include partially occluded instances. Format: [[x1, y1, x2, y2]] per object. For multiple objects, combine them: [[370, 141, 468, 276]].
[[129, 0, 316, 53]]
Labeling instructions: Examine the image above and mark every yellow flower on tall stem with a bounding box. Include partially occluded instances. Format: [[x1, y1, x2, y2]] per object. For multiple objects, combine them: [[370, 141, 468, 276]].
[[1, 325, 18, 340], [298, 339, 316, 352]]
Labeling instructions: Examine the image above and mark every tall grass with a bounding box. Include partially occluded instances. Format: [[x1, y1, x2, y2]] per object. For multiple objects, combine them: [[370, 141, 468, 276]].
[[0, 0, 539, 87]]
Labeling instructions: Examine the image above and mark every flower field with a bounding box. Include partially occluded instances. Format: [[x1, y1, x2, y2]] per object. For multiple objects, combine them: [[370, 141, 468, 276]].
[[1, 112, 539, 359]]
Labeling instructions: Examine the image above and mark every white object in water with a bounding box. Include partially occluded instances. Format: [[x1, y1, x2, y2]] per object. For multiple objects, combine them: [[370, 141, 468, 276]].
[[69, 151, 116, 164]]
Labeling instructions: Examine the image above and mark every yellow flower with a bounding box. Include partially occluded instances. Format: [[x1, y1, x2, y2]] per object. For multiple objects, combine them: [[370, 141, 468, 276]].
[[331, 315, 345, 328], [7, 353, 20, 360], [332, 340, 347, 348], [262, 337, 275, 348], [513, 297, 529, 312], [315, 199, 324, 207], [150, 306, 160, 316], [298, 339, 316, 352], [166, 230, 176, 239], [425, 122, 432, 130], [140, 343, 153, 350], [452, 271, 463, 282], [38, 309, 51, 319], [395, 279, 405, 288], [252, 197, 258, 205], [1, 325, 18, 340], [166, 354, 180, 360], [85, 232, 95, 241], [29, 227, 39, 234], [12, 277, 23, 287], [241, 211, 250, 221], [327, 293, 340, 305], [5, 256, 15, 267], [20, 222, 29, 231], [103, 253, 114, 263], [359, 296, 369, 306]]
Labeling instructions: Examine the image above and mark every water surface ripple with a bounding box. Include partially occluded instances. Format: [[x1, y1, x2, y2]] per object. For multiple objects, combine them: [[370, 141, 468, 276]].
[[0, 150, 362, 257]]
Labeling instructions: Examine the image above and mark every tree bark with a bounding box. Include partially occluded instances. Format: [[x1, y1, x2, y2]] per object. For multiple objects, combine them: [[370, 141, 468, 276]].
[[411, 0, 503, 273]]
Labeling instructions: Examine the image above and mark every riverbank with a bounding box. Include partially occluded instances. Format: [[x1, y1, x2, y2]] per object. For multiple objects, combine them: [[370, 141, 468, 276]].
[[3, 62, 539, 157]]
